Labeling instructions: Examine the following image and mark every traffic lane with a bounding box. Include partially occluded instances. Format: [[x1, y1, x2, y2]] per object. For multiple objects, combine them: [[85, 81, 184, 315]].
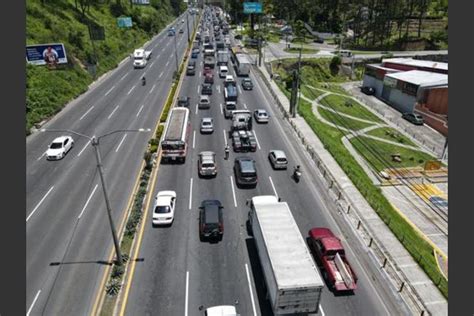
[[31, 131, 155, 315], [26, 70, 173, 310], [238, 69, 392, 314]]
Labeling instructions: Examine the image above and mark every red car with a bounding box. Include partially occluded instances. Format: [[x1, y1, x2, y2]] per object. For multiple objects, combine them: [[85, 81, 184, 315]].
[[308, 227, 358, 292], [203, 66, 212, 76], [204, 72, 214, 84]]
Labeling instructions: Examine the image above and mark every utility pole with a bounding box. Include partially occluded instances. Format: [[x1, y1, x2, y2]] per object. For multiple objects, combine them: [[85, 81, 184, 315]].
[[290, 46, 303, 117], [173, 31, 179, 77]]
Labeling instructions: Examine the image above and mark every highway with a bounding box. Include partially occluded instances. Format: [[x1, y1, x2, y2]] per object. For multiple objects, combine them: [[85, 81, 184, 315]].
[[119, 13, 402, 316], [25, 12, 197, 315]]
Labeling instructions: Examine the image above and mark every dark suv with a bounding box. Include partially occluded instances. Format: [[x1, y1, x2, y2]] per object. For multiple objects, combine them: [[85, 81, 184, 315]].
[[177, 96, 190, 107], [201, 83, 213, 95], [199, 200, 224, 241], [234, 157, 258, 188]]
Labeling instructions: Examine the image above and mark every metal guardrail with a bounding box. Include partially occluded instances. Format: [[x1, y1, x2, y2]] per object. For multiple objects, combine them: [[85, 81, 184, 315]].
[[253, 63, 430, 315]]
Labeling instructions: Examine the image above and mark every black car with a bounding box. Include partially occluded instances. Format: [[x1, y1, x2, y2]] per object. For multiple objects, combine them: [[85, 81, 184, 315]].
[[402, 112, 424, 125], [234, 157, 258, 188], [241, 78, 253, 90], [179, 29, 184, 34], [199, 200, 224, 241], [234, 34, 242, 40], [361, 86, 375, 95], [201, 83, 213, 95], [177, 96, 190, 107]]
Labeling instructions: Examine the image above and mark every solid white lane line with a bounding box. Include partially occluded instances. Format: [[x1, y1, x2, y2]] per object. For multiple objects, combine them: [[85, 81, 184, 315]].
[[105, 86, 115, 96], [193, 130, 196, 149], [26, 186, 54, 222], [269, 176, 278, 198], [184, 271, 189, 316], [107, 105, 119, 120], [149, 84, 156, 94], [195, 104, 198, 115], [136, 104, 145, 117], [230, 176, 237, 208], [77, 140, 91, 157], [159, 72, 163, 78], [78, 184, 98, 219], [219, 103, 223, 115], [115, 134, 127, 153], [238, 85, 242, 94], [189, 178, 193, 210], [223, 129, 228, 146], [127, 86, 136, 95], [79, 106, 95, 120], [253, 130, 261, 150], [119, 73, 128, 82], [243, 103, 248, 109], [27, 290, 41, 316], [36, 151, 47, 161], [320, 305, 326, 316], [244, 264, 258, 316]]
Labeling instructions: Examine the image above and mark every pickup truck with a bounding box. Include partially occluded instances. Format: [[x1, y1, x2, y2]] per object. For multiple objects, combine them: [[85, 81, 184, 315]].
[[308, 227, 358, 292]]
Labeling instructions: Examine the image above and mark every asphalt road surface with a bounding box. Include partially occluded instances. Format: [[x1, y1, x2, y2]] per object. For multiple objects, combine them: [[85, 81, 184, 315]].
[[120, 23, 402, 316], [26, 12, 196, 316]]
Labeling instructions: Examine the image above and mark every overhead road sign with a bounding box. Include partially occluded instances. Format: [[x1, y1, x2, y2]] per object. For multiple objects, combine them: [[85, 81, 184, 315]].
[[243, 2, 262, 14], [117, 17, 133, 28]]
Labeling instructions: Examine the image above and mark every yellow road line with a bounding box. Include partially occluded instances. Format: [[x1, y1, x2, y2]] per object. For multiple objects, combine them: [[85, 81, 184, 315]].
[[390, 203, 448, 263], [118, 151, 162, 316], [90, 160, 145, 316]]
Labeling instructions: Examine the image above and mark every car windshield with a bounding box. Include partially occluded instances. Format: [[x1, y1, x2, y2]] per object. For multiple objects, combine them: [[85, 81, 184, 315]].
[[155, 206, 170, 214], [50, 142, 63, 149], [202, 163, 215, 168]]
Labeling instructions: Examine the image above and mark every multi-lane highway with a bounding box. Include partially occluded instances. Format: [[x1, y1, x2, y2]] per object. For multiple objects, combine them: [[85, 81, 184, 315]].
[[26, 12, 197, 315], [118, 12, 402, 316]]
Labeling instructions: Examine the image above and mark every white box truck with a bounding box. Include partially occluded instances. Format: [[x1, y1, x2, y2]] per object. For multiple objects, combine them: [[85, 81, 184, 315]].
[[247, 195, 324, 315], [133, 48, 152, 68]]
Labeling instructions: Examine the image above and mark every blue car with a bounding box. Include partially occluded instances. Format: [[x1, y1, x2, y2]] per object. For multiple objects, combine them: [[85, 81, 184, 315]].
[[191, 48, 199, 58]]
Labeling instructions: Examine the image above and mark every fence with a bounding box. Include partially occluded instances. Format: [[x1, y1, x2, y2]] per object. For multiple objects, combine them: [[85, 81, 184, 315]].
[[254, 63, 430, 315]]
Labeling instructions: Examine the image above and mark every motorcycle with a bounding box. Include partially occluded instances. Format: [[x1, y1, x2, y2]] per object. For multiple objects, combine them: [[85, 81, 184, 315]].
[[293, 166, 302, 183], [142, 77, 146, 86]]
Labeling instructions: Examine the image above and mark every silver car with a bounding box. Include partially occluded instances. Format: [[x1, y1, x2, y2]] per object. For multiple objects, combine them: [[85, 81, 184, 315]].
[[198, 151, 217, 177], [268, 150, 288, 169], [254, 109, 270, 123], [199, 95, 211, 109], [200, 117, 214, 134]]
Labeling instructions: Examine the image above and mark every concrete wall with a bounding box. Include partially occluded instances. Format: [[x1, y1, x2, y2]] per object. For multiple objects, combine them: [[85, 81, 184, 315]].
[[362, 75, 384, 98], [384, 87, 416, 113]]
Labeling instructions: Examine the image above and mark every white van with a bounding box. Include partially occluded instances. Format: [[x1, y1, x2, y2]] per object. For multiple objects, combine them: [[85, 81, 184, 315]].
[[338, 50, 353, 57], [219, 65, 229, 78]]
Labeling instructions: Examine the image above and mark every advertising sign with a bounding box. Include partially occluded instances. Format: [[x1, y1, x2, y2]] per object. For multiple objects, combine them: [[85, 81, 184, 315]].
[[243, 2, 262, 14], [26, 43, 68, 66], [117, 17, 133, 28], [132, 0, 150, 4]]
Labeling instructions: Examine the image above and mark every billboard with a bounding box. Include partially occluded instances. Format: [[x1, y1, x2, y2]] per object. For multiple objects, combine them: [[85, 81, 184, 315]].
[[243, 2, 262, 14], [26, 43, 68, 66], [132, 0, 150, 4], [117, 17, 133, 28]]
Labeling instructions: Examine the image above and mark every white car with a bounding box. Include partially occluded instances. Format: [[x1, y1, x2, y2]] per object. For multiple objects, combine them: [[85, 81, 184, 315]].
[[46, 136, 74, 160], [205, 305, 238, 316], [152, 191, 176, 226], [199, 95, 211, 109], [200, 117, 214, 133], [254, 109, 270, 123], [224, 75, 235, 84]]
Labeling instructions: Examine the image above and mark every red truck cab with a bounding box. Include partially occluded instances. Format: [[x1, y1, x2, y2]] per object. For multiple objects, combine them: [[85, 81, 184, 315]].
[[308, 227, 358, 292]]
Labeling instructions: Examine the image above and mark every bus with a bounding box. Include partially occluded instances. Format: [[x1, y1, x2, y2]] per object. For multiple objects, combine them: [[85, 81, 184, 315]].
[[161, 107, 190, 163]]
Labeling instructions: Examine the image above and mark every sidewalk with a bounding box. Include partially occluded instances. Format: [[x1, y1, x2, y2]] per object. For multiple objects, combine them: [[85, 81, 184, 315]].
[[254, 62, 448, 316]]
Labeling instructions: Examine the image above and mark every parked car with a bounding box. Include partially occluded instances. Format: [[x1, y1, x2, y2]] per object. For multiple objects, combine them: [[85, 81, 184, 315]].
[[204, 72, 214, 84], [198, 151, 217, 177], [254, 109, 270, 123], [199, 95, 211, 109], [199, 200, 224, 241], [46, 136, 74, 160], [234, 157, 258, 188], [268, 150, 288, 169], [241, 78, 253, 90], [152, 191, 176, 226], [361, 86, 375, 95], [177, 96, 190, 107], [402, 112, 424, 125], [200, 117, 214, 134], [201, 83, 213, 95]]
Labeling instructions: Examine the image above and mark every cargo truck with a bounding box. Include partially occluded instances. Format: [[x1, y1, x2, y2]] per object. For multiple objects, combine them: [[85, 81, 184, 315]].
[[247, 196, 324, 315], [133, 48, 152, 68]]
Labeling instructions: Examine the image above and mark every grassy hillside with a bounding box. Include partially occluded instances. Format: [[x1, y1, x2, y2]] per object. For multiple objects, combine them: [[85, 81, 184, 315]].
[[26, 0, 184, 133]]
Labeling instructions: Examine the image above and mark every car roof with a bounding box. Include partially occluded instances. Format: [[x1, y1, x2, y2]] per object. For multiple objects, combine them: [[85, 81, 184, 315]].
[[201, 117, 213, 122], [52, 136, 70, 143], [200, 151, 215, 158], [236, 157, 255, 171], [270, 150, 286, 158], [200, 95, 210, 100], [256, 109, 267, 113], [156, 190, 176, 206]]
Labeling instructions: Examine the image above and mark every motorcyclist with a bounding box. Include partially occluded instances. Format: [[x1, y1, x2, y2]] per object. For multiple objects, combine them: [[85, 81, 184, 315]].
[[293, 165, 301, 178], [224, 145, 230, 160], [142, 76, 146, 86]]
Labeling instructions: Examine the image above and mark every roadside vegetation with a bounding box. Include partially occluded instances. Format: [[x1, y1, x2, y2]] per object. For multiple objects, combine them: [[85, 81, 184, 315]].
[[366, 127, 417, 147], [272, 58, 447, 297], [26, 0, 185, 134], [283, 47, 319, 54]]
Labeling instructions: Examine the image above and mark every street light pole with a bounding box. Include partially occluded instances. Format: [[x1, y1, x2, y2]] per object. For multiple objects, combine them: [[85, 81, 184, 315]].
[[173, 31, 179, 76], [186, 11, 191, 44], [92, 136, 123, 265]]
